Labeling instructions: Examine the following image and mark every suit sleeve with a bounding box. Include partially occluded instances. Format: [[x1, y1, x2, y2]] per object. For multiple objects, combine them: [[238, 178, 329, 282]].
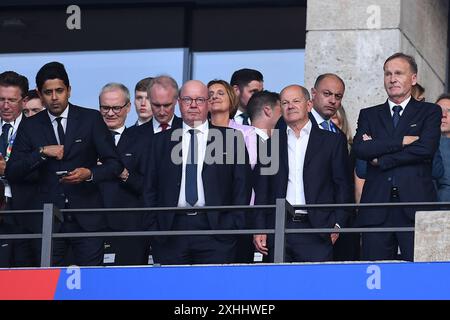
[[90, 112, 123, 182], [5, 121, 44, 183], [120, 138, 150, 196], [377, 105, 442, 170], [142, 136, 158, 230], [253, 139, 272, 230], [353, 109, 403, 160]]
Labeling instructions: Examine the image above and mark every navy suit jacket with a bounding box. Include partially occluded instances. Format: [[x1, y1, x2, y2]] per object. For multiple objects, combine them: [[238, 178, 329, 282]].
[[99, 126, 152, 231], [353, 98, 442, 226], [5, 104, 123, 232], [135, 115, 183, 135], [254, 121, 352, 230], [143, 123, 252, 233]]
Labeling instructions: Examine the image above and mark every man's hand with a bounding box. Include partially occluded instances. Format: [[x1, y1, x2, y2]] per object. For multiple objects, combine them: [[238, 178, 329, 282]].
[[60, 168, 92, 184], [42, 145, 64, 160], [331, 224, 340, 245], [253, 234, 269, 255], [119, 168, 129, 182], [403, 135, 419, 146], [0, 154, 6, 176]]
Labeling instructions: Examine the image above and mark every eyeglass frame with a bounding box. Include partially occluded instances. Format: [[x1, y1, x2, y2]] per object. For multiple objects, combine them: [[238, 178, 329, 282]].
[[99, 101, 130, 114], [0, 97, 24, 106], [179, 96, 208, 106]]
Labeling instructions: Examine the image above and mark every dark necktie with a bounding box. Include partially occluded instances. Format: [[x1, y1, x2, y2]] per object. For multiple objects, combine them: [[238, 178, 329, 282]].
[[392, 105, 403, 128], [241, 113, 250, 125], [55, 117, 65, 145], [110, 130, 119, 145], [0, 123, 12, 156], [320, 120, 330, 131], [185, 129, 198, 206], [160, 123, 169, 131]]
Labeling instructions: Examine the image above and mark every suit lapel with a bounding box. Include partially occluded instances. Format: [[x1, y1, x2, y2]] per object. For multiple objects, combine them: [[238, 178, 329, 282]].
[[40, 112, 58, 145], [394, 98, 419, 134], [304, 126, 323, 168], [378, 101, 394, 136], [63, 104, 80, 155]]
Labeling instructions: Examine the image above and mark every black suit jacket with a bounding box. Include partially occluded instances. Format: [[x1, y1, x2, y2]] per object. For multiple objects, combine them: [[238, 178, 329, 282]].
[[254, 121, 352, 230], [143, 123, 252, 232], [99, 126, 152, 231], [135, 115, 183, 135], [5, 104, 123, 232], [353, 98, 441, 226]]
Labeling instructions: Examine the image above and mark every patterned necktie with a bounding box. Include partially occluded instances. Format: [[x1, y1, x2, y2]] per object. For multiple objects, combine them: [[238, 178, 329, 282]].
[[55, 117, 65, 145], [320, 120, 330, 131], [185, 129, 198, 206], [0, 123, 12, 156], [392, 105, 403, 128]]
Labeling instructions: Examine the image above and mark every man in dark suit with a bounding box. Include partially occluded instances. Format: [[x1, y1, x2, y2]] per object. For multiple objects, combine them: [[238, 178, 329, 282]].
[[137, 75, 182, 135], [143, 80, 252, 265], [98, 82, 151, 265], [5, 61, 123, 266], [353, 52, 442, 261], [253, 84, 352, 262]]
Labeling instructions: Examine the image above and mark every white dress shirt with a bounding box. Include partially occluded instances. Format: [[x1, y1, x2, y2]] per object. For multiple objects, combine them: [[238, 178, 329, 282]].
[[233, 109, 251, 125], [285, 120, 312, 214], [177, 120, 208, 207], [111, 125, 125, 146], [1, 113, 23, 197], [48, 105, 69, 145], [388, 95, 411, 117], [152, 115, 175, 133]]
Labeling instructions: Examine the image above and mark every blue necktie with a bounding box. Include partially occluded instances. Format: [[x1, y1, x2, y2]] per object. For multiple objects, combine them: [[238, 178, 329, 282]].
[[392, 105, 402, 128], [320, 120, 330, 131], [0, 123, 12, 156], [185, 129, 198, 206]]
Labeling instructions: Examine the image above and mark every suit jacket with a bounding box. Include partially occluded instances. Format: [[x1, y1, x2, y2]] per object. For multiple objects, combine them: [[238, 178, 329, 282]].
[[99, 126, 152, 231], [143, 123, 252, 232], [5, 104, 123, 232], [353, 98, 442, 226], [254, 121, 352, 230], [135, 115, 183, 135]]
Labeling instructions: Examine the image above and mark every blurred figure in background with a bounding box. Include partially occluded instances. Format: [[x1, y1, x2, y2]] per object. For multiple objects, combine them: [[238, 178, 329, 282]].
[[23, 89, 45, 117]]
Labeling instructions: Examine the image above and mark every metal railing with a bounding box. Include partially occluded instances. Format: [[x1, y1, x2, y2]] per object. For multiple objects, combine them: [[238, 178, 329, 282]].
[[1, 199, 449, 267]]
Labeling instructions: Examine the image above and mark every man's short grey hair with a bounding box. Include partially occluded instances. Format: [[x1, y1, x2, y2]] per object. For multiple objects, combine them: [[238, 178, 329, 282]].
[[99, 82, 130, 102]]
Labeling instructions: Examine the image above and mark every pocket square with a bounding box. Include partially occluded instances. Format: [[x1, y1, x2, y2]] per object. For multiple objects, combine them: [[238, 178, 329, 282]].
[[1, 244, 8, 247], [75, 139, 82, 143], [410, 124, 417, 127], [125, 153, 133, 157]]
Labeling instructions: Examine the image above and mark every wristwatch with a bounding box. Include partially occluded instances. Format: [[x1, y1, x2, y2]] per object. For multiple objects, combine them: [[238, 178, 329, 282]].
[[39, 146, 47, 160]]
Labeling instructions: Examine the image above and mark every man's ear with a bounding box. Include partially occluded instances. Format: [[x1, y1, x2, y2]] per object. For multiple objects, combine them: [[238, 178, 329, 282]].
[[306, 100, 313, 113], [232, 85, 240, 97], [263, 105, 272, 117]]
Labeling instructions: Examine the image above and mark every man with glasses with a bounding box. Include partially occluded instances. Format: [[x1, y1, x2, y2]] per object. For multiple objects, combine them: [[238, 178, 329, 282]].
[[6, 62, 122, 266], [143, 80, 252, 265], [138, 75, 182, 135], [0, 71, 28, 206], [98, 82, 151, 265]]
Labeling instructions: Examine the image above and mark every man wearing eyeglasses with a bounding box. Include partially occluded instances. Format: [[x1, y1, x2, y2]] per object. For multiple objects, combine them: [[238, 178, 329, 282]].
[[143, 80, 252, 265], [0, 71, 29, 205], [98, 82, 151, 265], [6, 62, 122, 267]]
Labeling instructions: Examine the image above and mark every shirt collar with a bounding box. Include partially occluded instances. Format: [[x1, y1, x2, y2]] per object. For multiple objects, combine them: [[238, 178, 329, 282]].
[[287, 120, 312, 138], [1, 112, 23, 129], [112, 125, 126, 135], [255, 127, 269, 141], [388, 95, 411, 111], [311, 108, 327, 125], [183, 119, 209, 135], [48, 104, 69, 122], [152, 115, 175, 131]]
